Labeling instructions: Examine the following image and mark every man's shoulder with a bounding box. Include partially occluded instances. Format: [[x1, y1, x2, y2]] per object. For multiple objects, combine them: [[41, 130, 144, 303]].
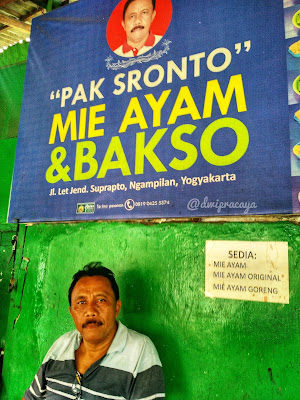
[[50, 329, 79, 347], [104, 322, 162, 374], [114, 44, 124, 57], [117, 325, 160, 364], [114, 34, 163, 58], [42, 329, 80, 363], [118, 321, 157, 348], [126, 326, 156, 347]]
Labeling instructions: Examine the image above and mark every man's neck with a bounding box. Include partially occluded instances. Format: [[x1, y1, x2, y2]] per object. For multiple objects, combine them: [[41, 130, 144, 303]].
[[127, 32, 150, 51], [75, 325, 117, 374]]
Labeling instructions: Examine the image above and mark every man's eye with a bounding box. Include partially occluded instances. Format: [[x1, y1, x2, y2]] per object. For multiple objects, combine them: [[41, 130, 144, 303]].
[[78, 301, 86, 305], [98, 298, 106, 302]]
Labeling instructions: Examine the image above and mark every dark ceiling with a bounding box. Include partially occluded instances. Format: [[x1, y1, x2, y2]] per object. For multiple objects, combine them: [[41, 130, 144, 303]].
[[0, 0, 74, 51]]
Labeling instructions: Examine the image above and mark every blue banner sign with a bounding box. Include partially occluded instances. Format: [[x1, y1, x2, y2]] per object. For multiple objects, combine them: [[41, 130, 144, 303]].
[[8, 0, 300, 222]]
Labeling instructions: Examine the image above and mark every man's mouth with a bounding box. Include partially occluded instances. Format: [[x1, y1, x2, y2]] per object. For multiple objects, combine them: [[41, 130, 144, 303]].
[[82, 320, 103, 329], [131, 25, 144, 33]]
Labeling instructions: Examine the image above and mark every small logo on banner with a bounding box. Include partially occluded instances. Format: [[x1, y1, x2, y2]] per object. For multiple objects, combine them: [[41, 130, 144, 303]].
[[124, 199, 135, 211], [76, 203, 95, 214]]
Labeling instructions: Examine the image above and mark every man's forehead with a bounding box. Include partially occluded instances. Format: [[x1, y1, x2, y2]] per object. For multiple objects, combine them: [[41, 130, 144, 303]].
[[72, 275, 113, 294], [126, 0, 154, 13]]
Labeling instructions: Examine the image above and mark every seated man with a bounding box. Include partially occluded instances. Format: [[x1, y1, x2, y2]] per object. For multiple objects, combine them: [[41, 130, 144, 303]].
[[22, 262, 165, 399], [115, 0, 162, 57]]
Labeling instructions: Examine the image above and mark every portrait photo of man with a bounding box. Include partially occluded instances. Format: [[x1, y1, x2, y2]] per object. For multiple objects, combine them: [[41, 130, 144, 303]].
[[114, 0, 163, 57]]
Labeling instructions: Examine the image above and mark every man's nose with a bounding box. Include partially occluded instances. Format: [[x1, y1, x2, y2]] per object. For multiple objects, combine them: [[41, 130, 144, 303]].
[[135, 13, 142, 24], [85, 301, 99, 316]]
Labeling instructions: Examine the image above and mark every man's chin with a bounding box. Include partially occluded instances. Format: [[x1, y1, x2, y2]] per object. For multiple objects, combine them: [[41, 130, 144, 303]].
[[128, 31, 148, 45], [81, 328, 104, 341]]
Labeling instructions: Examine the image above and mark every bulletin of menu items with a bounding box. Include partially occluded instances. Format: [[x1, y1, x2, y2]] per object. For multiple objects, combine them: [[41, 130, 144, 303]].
[[205, 241, 289, 304]]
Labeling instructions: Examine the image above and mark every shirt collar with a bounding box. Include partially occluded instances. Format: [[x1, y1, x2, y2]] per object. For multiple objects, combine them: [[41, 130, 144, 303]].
[[75, 320, 127, 355], [122, 31, 155, 55], [107, 320, 128, 354]]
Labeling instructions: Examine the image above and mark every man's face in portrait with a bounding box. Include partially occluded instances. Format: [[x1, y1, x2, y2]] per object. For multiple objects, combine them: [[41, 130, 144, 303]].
[[122, 0, 156, 46], [69, 275, 121, 344]]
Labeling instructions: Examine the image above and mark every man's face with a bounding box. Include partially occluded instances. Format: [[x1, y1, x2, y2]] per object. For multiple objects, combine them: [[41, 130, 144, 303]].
[[122, 0, 156, 46], [69, 276, 121, 345]]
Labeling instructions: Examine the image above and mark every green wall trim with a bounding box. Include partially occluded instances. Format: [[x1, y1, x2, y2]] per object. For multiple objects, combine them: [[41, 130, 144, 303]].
[[0, 60, 26, 72]]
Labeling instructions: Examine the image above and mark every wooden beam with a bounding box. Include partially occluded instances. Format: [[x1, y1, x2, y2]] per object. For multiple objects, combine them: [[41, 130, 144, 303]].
[[0, 8, 43, 36], [21, 7, 45, 21], [2, 29, 27, 40], [0, 36, 12, 46], [0, 0, 17, 7], [0, 14, 31, 32], [1, 30, 19, 39]]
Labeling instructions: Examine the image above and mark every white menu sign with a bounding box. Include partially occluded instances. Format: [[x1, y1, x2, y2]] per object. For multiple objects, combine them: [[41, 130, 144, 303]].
[[205, 241, 289, 304]]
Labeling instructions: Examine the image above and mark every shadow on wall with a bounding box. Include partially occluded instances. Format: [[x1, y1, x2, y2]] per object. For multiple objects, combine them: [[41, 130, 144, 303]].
[[119, 268, 185, 396]]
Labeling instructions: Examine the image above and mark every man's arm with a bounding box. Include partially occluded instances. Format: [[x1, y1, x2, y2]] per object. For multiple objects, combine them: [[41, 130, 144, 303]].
[[22, 362, 47, 400], [130, 363, 165, 399], [129, 337, 165, 400]]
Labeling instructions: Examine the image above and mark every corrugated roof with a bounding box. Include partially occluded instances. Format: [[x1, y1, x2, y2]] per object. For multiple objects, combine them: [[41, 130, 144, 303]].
[[0, 0, 46, 51]]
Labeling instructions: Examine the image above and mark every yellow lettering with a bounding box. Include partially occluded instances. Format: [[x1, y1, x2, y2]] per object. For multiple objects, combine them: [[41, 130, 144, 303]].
[[119, 97, 148, 133], [74, 141, 98, 181], [49, 111, 77, 144], [78, 108, 87, 140], [167, 86, 201, 125], [203, 74, 247, 119], [88, 104, 105, 138], [97, 137, 131, 178], [145, 90, 171, 127], [169, 124, 198, 170], [135, 129, 167, 174], [200, 118, 249, 166]]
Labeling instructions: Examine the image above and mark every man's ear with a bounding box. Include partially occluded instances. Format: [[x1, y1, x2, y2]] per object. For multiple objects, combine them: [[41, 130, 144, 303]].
[[69, 306, 73, 317], [151, 10, 156, 23], [116, 300, 122, 317], [121, 20, 125, 30]]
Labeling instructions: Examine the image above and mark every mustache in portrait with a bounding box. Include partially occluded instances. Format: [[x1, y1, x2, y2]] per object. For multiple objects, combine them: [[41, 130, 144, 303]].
[[82, 320, 103, 329]]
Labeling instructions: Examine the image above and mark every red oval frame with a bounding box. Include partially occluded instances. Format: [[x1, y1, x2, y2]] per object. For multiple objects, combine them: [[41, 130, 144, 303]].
[[106, 0, 173, 52]]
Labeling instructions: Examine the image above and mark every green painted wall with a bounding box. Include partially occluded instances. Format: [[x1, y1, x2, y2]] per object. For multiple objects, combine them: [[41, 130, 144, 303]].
[[0, 63, 26, 140], [0, 43, 28, 70], [0, 139, 17, 223], [0, 44, 27, 382], [0, 221, 299, 399], [0, 32, 299, 400], [0, 225, 17, 347]]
